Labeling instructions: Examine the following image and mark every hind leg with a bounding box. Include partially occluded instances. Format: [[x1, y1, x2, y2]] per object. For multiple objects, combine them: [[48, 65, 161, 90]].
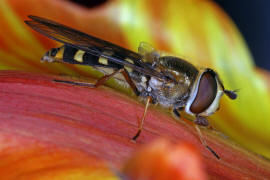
[[53, 68, 124, 88]]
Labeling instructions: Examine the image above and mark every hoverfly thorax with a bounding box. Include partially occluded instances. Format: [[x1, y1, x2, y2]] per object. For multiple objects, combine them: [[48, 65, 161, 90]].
[[147, 56, 198, 107]]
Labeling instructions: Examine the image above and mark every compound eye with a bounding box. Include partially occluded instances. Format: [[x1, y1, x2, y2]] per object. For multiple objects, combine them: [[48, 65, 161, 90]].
[[190, 72, 217, 114]]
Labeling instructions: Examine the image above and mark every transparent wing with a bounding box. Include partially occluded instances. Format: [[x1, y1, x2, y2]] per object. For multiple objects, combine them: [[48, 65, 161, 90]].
[[138, 42, 160, 63], [25, 15, 165, 79], [138, 42, 156, 56]]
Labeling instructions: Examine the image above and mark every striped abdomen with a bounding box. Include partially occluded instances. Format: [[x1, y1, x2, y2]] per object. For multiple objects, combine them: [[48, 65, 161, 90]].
[[42, 45, 124, 69], [42, 45, 149, 91]]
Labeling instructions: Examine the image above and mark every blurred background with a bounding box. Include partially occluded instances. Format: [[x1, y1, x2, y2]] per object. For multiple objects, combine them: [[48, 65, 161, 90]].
[[216, 0, 270, 71], [66, 0, 270, 71]]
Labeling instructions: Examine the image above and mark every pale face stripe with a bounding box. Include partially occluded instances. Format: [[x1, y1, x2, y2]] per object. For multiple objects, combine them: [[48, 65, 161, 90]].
[[74, 50, 85, 62]]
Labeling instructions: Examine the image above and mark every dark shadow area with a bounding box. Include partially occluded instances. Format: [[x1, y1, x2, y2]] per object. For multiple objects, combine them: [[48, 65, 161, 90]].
[[215, 1, 270, 70], [69, 0, 107, 8]]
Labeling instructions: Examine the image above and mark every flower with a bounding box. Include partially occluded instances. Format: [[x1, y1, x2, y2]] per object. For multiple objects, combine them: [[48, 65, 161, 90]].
[[1, 0, 270, 179]]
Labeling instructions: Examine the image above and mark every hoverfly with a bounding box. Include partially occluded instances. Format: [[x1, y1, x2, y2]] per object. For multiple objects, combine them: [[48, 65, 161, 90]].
[[25, 15, 237, 159]]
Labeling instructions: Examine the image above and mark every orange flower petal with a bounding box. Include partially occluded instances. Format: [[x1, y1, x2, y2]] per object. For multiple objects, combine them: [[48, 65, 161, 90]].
[[123, 139, 207, 180], [1, 0, 270, 174], [0, 133, 119, 179]]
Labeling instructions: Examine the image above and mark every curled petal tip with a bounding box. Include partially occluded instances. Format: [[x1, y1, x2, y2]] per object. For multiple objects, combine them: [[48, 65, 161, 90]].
[[122, 139, 208, 180]]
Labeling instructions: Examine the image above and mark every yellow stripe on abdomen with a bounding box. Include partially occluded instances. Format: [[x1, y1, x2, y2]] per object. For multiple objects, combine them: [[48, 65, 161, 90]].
[[55, 46, 65, 60], [74, 50, 85, 62], [98, 57, 109, 65]]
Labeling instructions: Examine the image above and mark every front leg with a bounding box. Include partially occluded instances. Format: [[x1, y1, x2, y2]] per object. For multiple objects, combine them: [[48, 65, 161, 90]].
[[193, 116, 220, 159], [194, 115, 209, 126], [176, 113, 219, 159], [194, 124, 220, 159], [173, 107, 184, 118]]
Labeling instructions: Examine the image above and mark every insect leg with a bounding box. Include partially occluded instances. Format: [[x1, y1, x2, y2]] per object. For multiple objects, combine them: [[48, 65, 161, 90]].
[[172, 107, 185, 118], [93, 68, 124, 88], [132, 96, 152, 141], [53, 79, 96, 87], [194, 115, 209, 126], [121, 69, 140, 96], [194, 125, 220, 159], [54, 68, 124, 88], [173, 109, 181, 118]]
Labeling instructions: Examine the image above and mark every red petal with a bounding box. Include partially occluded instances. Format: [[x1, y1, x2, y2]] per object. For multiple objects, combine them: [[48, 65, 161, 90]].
[[1, 71, 270, 179]]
